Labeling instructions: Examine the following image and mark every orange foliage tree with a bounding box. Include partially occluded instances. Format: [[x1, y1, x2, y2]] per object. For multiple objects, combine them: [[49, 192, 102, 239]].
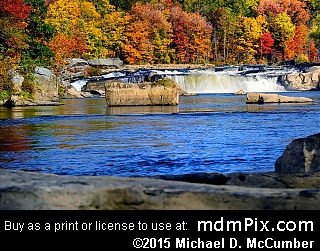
[[123, 2, 172, 64], [170, 3, 213, 64], [284, 23, 309, 61], [48, 33, 86, 65]]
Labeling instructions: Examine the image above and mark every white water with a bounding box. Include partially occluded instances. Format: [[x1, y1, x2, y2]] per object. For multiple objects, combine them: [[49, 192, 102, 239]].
[[71, 79, 88, 92], [166, 70, 287, 93]]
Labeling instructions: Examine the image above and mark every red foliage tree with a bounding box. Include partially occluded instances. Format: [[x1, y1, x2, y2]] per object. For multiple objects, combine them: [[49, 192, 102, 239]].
[[256, 0, 310, 25], [0, 0, 32, 64], [0, 0, 32, 22], [260, 32, 274, 58]]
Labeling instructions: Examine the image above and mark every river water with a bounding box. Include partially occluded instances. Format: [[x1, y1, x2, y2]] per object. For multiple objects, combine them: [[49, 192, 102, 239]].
[[1, 68, 320, 177]]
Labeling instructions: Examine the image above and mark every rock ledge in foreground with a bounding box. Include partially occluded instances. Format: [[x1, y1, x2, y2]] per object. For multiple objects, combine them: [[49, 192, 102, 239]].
[[1, 169, 320, 210]]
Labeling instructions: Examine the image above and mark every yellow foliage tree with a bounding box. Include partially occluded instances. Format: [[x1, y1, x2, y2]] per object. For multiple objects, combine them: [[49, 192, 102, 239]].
[[45, 0, 80, 35]]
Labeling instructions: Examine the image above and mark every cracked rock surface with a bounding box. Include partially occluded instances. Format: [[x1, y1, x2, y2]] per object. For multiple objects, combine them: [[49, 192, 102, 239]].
[[1, 169, 320, 210]]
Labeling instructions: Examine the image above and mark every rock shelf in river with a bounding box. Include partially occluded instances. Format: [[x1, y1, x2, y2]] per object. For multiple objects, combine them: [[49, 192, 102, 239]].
[[105, 78, 180, 106], [246, 92, 314, 104]]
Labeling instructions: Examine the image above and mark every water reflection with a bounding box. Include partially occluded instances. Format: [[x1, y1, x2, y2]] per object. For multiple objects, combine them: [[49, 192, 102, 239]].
[[106, 105, 179, 115], [0, 124, 32, 152], [1, 93, 320, 120]]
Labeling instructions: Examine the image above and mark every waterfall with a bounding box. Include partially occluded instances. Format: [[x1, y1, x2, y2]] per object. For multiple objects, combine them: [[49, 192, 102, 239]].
[[70, 79, 88, 92], [166, 70, 287, 93], [75, 66, 294, 94]]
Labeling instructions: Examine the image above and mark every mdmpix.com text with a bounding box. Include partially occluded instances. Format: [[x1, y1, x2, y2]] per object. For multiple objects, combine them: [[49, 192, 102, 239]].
[[198, 217, 313, 232]]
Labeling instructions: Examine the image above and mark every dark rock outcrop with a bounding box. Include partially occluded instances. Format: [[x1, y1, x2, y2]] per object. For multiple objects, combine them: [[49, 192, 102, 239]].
[[275, 133, 320, 174]]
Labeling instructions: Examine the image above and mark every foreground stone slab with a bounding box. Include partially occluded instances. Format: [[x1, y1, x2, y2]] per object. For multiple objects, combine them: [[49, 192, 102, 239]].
[[105, 78, 179, 106], [246, 93, 313, 104], [1, 169, 320, 210]]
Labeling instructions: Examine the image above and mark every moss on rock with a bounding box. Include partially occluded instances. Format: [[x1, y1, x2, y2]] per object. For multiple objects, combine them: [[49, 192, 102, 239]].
[[156, 78, 178, 88]]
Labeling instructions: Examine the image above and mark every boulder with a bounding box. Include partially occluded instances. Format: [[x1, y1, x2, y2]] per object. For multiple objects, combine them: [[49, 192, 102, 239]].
[[2, 67, 61, 107], [63, 86, 93, 99], [246, 92, 313, 104], [234, 89, 246, 95], [275, 133, 320, 174], [87, 58, 123, 68], [33, 66, 60, 102], [11, 73, 24, 95], [105, 78, 179, 106]]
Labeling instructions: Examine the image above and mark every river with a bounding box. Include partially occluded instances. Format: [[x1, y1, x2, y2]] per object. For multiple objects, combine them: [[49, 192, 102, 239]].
[[1, 67, 320, 177]]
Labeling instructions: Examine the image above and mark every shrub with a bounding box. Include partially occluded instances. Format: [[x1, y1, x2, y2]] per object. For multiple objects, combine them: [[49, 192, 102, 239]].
[[156, 78, 178, 88]]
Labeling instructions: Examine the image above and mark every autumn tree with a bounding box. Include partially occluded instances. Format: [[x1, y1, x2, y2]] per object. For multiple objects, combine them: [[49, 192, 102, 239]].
[[256, 0, 310, 25], [259, 32, 274, 62], [308, 39, 319, 61], [0, 0, 32, 64], [235, 16, 266, 64], [210, 7, 237, 64], [270, 12, 295, 61], [123, 2, 172, 64], [45, 0, 85, 64], [94, 0, 127, 58], [284, 23, 309, 61], [122, 20, 151, 64], [77, 1, 105, 58], [171, 3, 212, 63], [45, 0, 80, 34]]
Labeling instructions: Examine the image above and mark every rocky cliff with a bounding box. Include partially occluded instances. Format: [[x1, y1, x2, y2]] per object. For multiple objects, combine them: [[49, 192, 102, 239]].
[[278, 66, 320, 91]]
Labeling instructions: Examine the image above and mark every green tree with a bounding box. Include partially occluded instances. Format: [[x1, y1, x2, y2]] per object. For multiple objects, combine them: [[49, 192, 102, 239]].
[[22, 0, 55, 66], [210, 7, 237, 64]]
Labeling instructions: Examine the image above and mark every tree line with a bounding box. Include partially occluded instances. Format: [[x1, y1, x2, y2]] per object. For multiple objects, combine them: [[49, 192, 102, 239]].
[[1, 0, 320, 78]]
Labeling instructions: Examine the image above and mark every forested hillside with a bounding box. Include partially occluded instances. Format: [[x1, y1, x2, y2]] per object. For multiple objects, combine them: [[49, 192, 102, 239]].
[[1, 0, 320, 78]]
